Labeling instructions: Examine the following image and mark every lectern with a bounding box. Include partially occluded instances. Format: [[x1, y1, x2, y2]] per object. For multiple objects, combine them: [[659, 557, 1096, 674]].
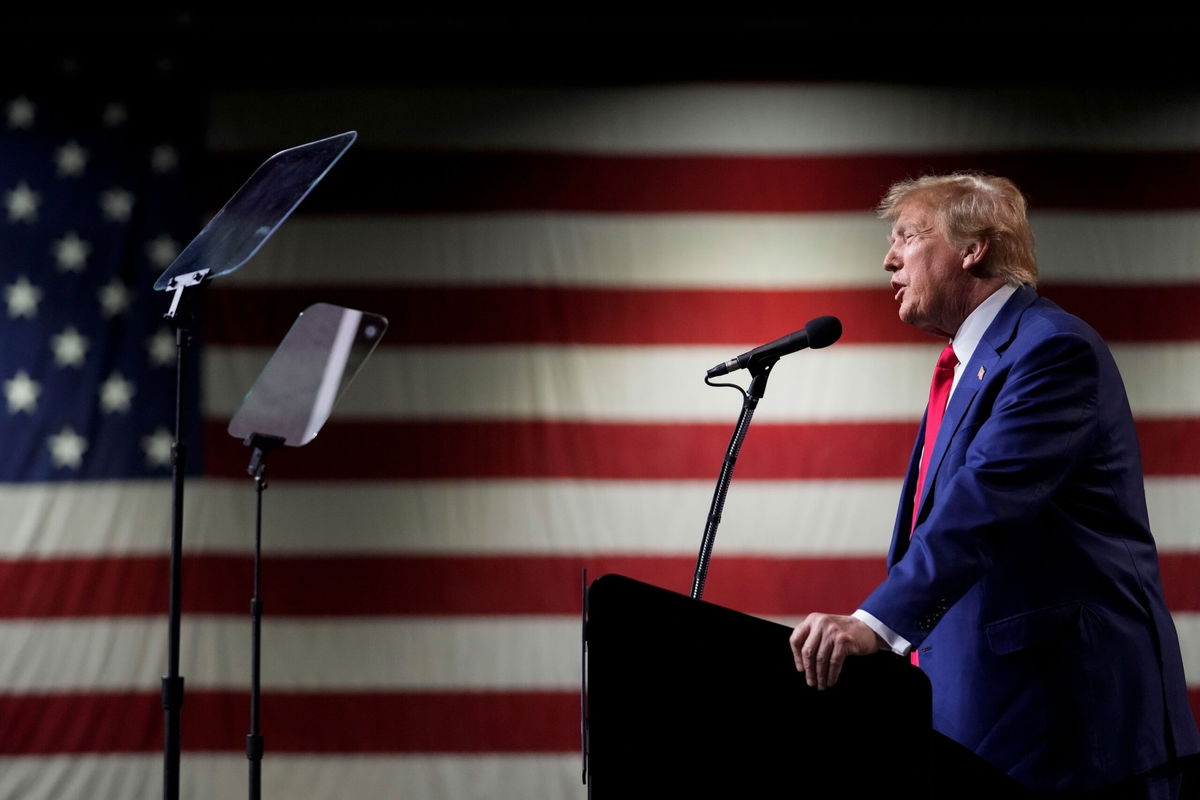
[[584, 574, 932, 798]]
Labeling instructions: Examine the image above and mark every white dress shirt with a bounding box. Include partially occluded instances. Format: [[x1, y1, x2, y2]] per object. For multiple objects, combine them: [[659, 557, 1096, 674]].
[[852, 283, 1019, 655]]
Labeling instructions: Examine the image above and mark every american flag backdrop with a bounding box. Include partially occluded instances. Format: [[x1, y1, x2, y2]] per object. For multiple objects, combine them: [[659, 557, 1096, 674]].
[[1, 36, 1199, 799]]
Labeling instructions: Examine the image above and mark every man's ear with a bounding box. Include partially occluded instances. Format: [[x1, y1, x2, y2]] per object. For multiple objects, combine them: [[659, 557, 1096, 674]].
[[961, 237, 989, 271]]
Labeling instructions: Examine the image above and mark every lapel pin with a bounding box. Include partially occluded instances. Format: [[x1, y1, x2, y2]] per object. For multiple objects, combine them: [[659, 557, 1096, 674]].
[[977, 366, 986, 380]]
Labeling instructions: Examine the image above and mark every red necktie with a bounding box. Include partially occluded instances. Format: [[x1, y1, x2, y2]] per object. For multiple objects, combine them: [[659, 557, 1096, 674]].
[[912, 343, 958, 535], [909, 344, 956, 668]]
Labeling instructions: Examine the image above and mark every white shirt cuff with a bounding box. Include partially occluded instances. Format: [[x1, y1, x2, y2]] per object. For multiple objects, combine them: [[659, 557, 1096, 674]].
[[852, 609, 913, 656]]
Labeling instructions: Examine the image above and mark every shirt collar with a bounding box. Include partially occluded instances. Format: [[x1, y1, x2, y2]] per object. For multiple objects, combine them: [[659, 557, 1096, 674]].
[[950, 283, 1018, 367]]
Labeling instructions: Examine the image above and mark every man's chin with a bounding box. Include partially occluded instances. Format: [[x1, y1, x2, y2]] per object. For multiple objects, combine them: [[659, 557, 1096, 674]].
[[899, 308, 952, 338], [898, 305, 921, 328]]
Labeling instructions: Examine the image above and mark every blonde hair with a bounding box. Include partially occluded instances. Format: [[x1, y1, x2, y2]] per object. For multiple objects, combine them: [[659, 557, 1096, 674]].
[[878, 173, 1038, 287]]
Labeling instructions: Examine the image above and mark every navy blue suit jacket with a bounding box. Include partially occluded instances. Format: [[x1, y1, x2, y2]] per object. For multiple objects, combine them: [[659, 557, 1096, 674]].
[[860, 285, 1199, 792]]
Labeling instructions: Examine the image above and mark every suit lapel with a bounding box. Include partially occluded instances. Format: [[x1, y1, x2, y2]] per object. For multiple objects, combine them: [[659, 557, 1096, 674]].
[[912, 349, 994, 525], [889, 417, 925, 568], [911, 285, 1039, 530]]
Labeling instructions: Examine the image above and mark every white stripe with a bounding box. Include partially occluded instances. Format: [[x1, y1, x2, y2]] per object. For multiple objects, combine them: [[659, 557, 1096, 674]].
[[0, 479, 897, 557], [0, 754, 586, 800], [3, 478, 1199, 558], [0, 617, 580, 692], [6, 610, 1199, 693], [1178, 614, 1200, 684], [1116, 344, 1200, 416], [768, 614, 1200, 686], [205, 344, 932, 422], [205, 343, 1200, 422], [208, 86, 1200, 153], [227, 212, 1200, 288]]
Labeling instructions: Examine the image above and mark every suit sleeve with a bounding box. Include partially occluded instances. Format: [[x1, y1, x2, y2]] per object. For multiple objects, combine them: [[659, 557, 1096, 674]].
[[858, 330, 1102, 647]]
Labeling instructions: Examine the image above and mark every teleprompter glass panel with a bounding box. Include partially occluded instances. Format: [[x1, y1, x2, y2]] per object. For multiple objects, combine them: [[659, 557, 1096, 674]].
[[155, 131, 356, 291], [227, 303, 387, 446]]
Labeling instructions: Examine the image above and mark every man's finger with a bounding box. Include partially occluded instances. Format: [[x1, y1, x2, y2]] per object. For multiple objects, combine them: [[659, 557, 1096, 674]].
[[815, 631, 837, 690], [789, 619, 811, 672], [797, 621, 821, 686], [801, 641, 817, 686], [827, 645, 846, 688]]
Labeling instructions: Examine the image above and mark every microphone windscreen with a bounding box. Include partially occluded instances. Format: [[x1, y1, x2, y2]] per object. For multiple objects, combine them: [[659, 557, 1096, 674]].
[[805, 316, 842, 349]]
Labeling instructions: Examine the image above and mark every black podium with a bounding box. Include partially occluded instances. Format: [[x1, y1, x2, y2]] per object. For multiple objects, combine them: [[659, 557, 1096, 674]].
[[584, 574, 933, 798]]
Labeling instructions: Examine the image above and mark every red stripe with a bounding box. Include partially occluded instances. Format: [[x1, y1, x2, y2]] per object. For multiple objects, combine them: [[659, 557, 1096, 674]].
[[1136, 420, 1200, 476], [3, 552, 1197, 619], [202, 419, 1200, 480], [1158, 552, 1200, 612], [0, 555, 884, 618], [211, 151, 1200, 213], [0, 690, 576, 754], [206, 285, 920, 346], [205, 283, 1200, 347], [202, 419, 916, 480]]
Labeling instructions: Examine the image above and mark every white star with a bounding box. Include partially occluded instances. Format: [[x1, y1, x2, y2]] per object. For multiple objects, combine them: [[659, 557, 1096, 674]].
[[98, 279, 130, 317], [100, 187, 134, 222], [4, 370, 40, 413], [6, 96, 34, 129], [101, 102, 127, 127], [48, 426, 87, 469], [55, 140, 88, 177], [142, 426, 173, 468], [6, 181, 40, 222], [53, 232, 90, 272], [51, 326, 89, 367], [147, 328, 175, 367], [146, 234, 179, 268], [5, 276, 41, 318], [150, 144, 178, 174], [99, 371, 135, 413]]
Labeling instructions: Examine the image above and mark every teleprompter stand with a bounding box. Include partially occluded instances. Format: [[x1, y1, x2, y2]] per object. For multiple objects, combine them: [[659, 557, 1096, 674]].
[[159, 267, 206, 800], [152, 131, 358, 800], [243, 433, 284, 800], [227, 303, 387, 800]]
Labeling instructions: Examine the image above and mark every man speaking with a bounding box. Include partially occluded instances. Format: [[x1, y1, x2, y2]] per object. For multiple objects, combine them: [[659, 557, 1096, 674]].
[[789, 173, 1199, 797]]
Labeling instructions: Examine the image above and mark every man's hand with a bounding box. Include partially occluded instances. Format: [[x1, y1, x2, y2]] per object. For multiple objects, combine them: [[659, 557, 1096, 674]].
[[789, 613, 881, 690]]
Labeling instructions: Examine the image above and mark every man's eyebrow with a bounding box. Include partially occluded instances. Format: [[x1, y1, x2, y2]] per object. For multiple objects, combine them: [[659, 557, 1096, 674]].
[[889, 221, 930, 238]]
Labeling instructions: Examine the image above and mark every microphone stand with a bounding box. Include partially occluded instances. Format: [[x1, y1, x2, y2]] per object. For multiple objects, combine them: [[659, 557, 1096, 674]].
[[690, 357, 778, 601]]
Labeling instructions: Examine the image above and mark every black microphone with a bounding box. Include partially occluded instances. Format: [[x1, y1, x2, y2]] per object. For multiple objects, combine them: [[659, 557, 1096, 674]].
[[706, 316, 842, 377]]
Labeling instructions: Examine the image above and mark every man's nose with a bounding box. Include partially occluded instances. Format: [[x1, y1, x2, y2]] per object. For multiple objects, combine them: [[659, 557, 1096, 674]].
[[883, 247, 900, 272]]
